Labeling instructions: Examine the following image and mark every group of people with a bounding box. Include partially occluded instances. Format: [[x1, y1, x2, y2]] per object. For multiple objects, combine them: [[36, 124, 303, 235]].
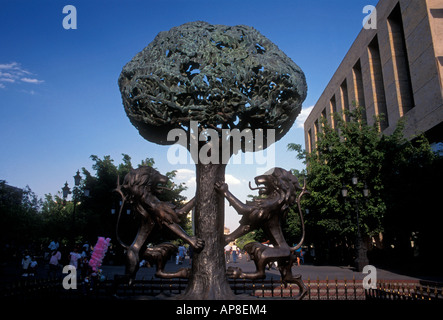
[[224, 242, 242, 263], [20, 239, 306, 278], [20, 251, 38, 277], [20, 239, 92, 279]]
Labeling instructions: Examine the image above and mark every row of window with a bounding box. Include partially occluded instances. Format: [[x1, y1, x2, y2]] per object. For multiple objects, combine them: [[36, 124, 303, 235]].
[[307, 3, 415, 153]]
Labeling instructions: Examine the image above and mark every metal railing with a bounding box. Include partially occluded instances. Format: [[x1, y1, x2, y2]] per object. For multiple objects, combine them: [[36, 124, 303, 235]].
[[365, 280, 443, 301], [2, 276, 441, 301]]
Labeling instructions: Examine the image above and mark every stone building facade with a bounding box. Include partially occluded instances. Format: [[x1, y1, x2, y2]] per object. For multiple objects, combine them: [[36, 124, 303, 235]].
[[304, 0, 443, 153]]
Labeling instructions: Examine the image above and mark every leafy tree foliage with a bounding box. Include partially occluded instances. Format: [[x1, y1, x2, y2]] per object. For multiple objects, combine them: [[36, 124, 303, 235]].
[[0, 155, 191, 261], [0, 181, 42, 246], [78, 155, 191, 249], [288, 107, 440, 267]]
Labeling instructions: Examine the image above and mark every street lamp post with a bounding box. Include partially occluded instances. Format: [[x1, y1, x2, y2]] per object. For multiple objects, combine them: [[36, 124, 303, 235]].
[[341, 175, 369, 272], [62, 182, 70, 205], [62, 170, 90, 245]]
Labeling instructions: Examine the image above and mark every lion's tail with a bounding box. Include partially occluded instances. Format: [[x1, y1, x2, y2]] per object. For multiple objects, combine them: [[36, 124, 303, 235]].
[[291, 179, 309, 253], [114, 175, 129, 250], [115, 199, 129, 250]]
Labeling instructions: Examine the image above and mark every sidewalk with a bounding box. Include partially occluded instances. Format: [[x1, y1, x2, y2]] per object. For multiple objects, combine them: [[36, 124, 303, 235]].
[[2, 255, 440, 287], [99, 256, 439, 283]]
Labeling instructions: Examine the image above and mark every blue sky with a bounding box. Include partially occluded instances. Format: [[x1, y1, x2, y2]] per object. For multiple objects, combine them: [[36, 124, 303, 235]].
[[0, 0, 378, 230]]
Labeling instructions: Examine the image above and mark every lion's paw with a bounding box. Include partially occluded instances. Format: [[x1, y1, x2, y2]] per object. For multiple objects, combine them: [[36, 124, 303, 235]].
[[190, 236, 205, 252]]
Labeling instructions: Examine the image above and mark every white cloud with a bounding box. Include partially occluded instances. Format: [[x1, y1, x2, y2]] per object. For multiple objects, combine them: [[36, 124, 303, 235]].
[[174, 168, 196, 189], [185, 176, 196, 188], [295, 105, 314, 129], [174, 168, 195, 180], [21, 77, 44, 84], [225, 174, 241, 185], [0, 62, 43, 89], [0, 62, 20, 69], [0, 78, 15, 83]]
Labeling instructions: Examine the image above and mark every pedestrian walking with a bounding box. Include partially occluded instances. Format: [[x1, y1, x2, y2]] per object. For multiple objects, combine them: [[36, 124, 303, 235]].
[[177, 244, 186, 265], [69, 247, 82, 269], [21, 251, 32, 277], [29, 257, 38, 276], [224, 244, 232, 263], [232, 243, 238, 263], [48, 249, 61, 278]]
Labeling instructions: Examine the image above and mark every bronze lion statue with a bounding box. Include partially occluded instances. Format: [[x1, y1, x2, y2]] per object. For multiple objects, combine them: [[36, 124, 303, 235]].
[[215, 167, 309, 299], [115, 166, 204, 284]]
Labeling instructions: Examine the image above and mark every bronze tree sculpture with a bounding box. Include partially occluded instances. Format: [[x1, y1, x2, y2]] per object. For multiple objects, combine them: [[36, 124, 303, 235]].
[[118, 21, 307, 299]]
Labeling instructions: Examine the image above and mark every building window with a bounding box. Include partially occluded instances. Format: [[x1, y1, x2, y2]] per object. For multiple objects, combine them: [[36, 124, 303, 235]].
[[321, 108, 327, 126], [307, 129, 313, 154], [387, 2, 415, 116], [368, 35, 389, 130], [314, 119, 319, 149], [352, 59, 367, 122], [330, 95, 337, 129], [340, 79, 350, 122]]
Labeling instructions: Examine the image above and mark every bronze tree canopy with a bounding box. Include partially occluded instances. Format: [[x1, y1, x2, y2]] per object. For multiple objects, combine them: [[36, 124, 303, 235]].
[[118, 21, 307, 148], [118, 21, 307, 299]]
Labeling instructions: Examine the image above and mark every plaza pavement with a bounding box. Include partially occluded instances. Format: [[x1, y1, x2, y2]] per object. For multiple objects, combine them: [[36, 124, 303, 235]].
[[99, 256, 436, 282], [2, 255, 441, 286]]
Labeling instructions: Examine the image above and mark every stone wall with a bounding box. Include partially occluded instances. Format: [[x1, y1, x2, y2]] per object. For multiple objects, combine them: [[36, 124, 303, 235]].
[[305, 0, 443, 153]]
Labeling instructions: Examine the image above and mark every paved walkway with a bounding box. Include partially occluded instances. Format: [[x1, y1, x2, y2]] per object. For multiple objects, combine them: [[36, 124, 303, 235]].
[[99, 256, 439, 282], [3, 255, 441, 286]]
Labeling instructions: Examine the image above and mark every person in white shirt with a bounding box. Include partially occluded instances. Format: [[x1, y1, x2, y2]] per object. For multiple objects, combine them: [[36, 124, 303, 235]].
[[48, 250, 62, 277], [21, 252, 32, 277], [29, 257, 38, 276], [224, 244, 232, 263], [69, 248, 82, 269], [231, 243, 238, 263]]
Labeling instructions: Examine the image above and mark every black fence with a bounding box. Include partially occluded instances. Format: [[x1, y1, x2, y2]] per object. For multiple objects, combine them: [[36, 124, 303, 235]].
[[365, 280, 443, 301], [1, 276, 442, 301]]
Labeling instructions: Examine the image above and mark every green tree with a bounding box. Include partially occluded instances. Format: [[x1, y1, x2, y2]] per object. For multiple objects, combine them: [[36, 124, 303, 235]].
[[40, 193, 72, 245], [78, 154, 191, 255], [235, 232, 257, 250], [0, 181, 42, 246], [0, 155, 191, 263], [289, 107, 385, 265], [289, 107, 439, 269], [34, 155, 190, 255]]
